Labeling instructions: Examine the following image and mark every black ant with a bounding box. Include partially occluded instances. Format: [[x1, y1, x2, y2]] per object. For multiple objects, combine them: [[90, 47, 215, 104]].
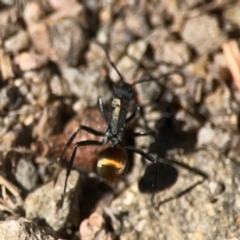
[[55, 42, 208, 208], [54, 43, 158, 204]]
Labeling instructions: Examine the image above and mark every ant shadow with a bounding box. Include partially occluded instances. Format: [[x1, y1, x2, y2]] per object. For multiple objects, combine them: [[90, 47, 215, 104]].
[[139, 163, 178, 193], [80, 176, 114, 221], [138, 115, 207, 206], [156, 116, 197, 158]]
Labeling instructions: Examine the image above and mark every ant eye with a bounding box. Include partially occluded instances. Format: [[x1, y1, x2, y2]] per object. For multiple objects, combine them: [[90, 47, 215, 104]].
[[96, 147, 128, 182]]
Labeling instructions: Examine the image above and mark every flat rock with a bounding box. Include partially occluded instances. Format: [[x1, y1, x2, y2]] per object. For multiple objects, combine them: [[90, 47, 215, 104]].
[[24, 170, 81, 232], [0, 219, 58, 240]]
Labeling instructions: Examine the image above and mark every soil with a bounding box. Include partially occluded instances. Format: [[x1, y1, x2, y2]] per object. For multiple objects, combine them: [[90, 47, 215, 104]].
[[0, 0, 240, 240]]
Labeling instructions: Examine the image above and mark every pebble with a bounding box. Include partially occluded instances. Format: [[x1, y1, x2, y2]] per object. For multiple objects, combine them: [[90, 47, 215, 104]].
[[125, 10, 149, 37], [24, 2, 87, 65], [24, 170, 81, 232], [182, 15, 226, 54], [4, 30, 29, 53], [79, 212, 115, 240], [62, 66, 112, 106], [224, 3, 240, 27], [0, 219, 58, 240], [0, 50, 14, 80], [15, 158, 38, 191], [14, 52, 48, 71]]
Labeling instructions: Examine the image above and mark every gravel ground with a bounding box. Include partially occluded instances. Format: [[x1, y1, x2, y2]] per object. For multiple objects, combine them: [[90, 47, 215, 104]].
[[0, 0, 240, 239]]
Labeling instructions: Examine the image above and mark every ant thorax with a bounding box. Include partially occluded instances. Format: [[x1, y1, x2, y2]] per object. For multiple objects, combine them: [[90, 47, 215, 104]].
[[107, 98, 126, 147]]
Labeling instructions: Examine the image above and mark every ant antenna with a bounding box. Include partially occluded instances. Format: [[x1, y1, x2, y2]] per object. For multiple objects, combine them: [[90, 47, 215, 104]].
[[93, 41, 125, 83]]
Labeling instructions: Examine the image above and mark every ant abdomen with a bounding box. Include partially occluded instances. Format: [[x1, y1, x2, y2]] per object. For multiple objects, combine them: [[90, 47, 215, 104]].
[[96, 147, 129, 182]]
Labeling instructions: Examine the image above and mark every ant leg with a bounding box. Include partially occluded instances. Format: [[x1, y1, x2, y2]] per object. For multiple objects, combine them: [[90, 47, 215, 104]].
[[53, 125, 105, 187], [125, 144, 208, 177], [131, 76, 154, 86], [124, 146, 161, 205], [127, 131, 156, 138], [153, 158, 208, 210], [56, 125, 105, 166], [168, 158, 208, 179], [126, 106, 140, 123], [126, 130, 159, 152], [124, 145, 157, 164], [98, 97, 109, 122], [125, 130, 159, 199], [124, 145, 208, 209], [58, 140, 102, 208], [126, 130, 160, 200]]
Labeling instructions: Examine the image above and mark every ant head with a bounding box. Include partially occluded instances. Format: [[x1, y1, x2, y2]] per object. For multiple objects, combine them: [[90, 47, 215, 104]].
[[96, 147, 128, 182], [113, 82, 134, 101]]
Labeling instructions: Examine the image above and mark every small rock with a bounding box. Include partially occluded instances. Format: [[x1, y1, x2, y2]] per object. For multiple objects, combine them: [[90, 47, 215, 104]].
[[96, 25, 111, 44], [14, 52, 48, 71], [0, 131, 17, 149], [109, 55, 137, 83], [143, 106, 162, 129], [205, 84, 238, 129], [86, 41, 107, 68], [24, 2, 87, 65], [110, 40, 147, 83], [79, 212, 115, 240], [207, 53, 230, 82], [146, 28, 190, 65], [23, 1, 44, 24], [186, 76, 204, 104], [197, 124, 230, 149], [24, 71, 51, 106], [182, 15, 226, 54], [148, 1, 176, 27], [24, 170, 81, 232], [99, 8, 112, 25], [145, 28, 168, 50], [49, 0, 78, 11], [0, 86, 16, 111], [170, 73, 185, 87], [0, 219, 58, 240], [178, 0, 205, 10], [0, 8, 20, 40], [15, 158, 38, 191], [0, 50, 14, 80], [228, 134, 240, 164], [0, 85, 23, 113], [127, 39, 147, 61], [213, 130, 231, 150], [62, 66, 112, 106], [197, 124, 215, 147], [33, 101, 63, 139], [49, 74, 67, 97], [224, 3, 240, 27], [155, 41, 191, 65], [185, 55, 208, 79], [174, 109, 200, 132], [4, 30, 29, 53], [125, 10, 149, 37], [48, 18, 86, 65], [135, 79, 161, 105], [110, 19, 133, 52]]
